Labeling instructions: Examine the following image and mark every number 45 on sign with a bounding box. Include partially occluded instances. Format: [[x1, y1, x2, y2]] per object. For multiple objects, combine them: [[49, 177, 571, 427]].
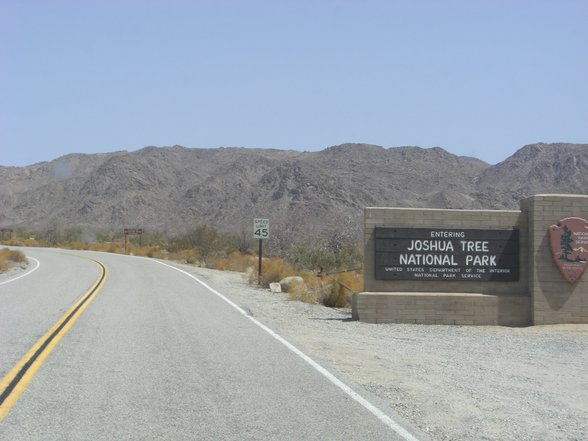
[[253, 218, 270, 239]]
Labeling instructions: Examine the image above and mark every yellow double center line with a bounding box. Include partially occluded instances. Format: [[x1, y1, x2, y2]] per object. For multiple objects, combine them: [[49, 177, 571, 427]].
[[0, 259, 107, 421]]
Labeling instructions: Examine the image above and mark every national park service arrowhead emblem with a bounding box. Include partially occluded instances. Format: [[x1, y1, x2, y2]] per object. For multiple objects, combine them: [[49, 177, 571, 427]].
[[549, 217, 588, 284]]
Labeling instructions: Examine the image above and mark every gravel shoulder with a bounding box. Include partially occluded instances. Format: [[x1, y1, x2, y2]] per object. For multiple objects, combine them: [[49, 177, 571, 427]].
[[0, 261, 29, 284], [179, 263, 588, 441]]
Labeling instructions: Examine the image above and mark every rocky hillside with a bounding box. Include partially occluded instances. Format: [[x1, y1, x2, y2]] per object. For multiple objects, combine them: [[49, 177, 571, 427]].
[[0, 143, 586, 239]]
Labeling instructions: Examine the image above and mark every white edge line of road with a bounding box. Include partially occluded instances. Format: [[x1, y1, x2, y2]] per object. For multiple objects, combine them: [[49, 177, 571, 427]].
[[150, 258, 420, 441], [0, 257, 41, 286]]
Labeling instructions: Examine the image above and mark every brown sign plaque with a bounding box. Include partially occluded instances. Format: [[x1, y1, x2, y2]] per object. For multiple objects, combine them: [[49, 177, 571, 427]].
[[549, 217, 588, 284]]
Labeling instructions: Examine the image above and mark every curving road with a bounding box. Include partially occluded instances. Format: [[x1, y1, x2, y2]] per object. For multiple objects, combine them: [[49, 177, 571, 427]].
[[0, 248, 421, 441]]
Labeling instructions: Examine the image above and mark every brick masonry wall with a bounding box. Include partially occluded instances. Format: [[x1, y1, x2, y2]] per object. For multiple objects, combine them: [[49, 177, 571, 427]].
[[523, 194, 588, 325], [354, 292, 530, 326], [357, 206, 531, 325]]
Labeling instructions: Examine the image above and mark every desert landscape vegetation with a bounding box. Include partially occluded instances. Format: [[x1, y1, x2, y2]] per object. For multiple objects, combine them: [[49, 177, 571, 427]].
[[1, 141, 586, 307]]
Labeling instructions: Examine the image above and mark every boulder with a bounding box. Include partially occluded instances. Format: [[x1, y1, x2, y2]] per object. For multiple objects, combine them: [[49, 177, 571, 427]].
[[269, 282, 282, 293], [279, 276, 305, 292]]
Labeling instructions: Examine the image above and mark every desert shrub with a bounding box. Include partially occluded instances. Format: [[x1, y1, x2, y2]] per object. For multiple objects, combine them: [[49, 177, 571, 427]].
[[287, 270, 325, 303], [248, 256, 297, 287], [124, 244, 161, 258], [210, 251, 255, 272], [286, 230, 362, 272], [168, 248, 201, 264], [224, 230, 254, 253], [3, 238, 21, 246], [60, 227, 83, 244], [19, 237, 48, 247], [0, 249, 10, 264], [320, 271, 363, 307], [83, 241, 123, 253], [131, 231, 167, 248], [287, 269, 363, 307], [143, 246, 162, 258], [0, 248, 28, 273], [319, 282, 348, 308], [7, 249, 27, 263], [170, 224, 221, 264], [69, 241, 89, 250], [108, 243, 121, 253]]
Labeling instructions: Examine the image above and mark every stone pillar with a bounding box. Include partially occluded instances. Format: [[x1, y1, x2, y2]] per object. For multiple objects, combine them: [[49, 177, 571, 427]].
[[522, 194, 588, 324]]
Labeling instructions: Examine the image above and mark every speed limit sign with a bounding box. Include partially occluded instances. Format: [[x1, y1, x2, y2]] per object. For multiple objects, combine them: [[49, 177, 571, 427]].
[[253, 218, 270, 239]]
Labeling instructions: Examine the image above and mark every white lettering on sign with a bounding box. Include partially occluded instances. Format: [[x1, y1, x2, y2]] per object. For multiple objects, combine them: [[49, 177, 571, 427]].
[[465, 255, 497, 266], [399, 254, 459, 266], [407, 240, 454, 252], [461, 273, 482, 279], [460, 241, 489, 252], [375, 227, 518, 281], [430, 231, 466, 238]]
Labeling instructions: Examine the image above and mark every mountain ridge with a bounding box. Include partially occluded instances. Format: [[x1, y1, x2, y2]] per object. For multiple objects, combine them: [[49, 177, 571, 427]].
[[1, 143, 586, 240]]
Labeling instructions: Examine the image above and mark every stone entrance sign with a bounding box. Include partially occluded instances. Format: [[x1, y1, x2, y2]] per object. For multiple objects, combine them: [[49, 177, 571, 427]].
[[354, 194, 588, 326]]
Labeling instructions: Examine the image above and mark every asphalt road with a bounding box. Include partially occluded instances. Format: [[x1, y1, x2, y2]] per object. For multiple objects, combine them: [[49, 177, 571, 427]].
[[0, 248, 419, 441]]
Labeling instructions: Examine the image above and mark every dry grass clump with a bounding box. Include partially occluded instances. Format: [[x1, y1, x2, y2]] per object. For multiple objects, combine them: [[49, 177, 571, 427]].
[[167, 248, 200, 264], [211, 251, 255, 272], [124, 244, 164, 258], [247, 257, 297, 287], [322, 271, 363, 307], [0, 248, 28, 273], [288, 270, 363, 308], [25, 238, 46, 247], [68, 241, 89, 250], [287, 270, 325, 303], [83, 241, 123, 253]]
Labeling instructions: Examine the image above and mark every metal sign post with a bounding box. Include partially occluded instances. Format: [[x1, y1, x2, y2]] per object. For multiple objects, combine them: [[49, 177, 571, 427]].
[[258, 239, 263, 284], [0, 229, 13, 241], [253, 219, 270, 285], [123, 228, 144, 254]]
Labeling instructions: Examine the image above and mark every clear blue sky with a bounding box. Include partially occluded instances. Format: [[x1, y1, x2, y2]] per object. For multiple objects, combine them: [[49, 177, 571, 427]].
[[1, 0, 587, 166]]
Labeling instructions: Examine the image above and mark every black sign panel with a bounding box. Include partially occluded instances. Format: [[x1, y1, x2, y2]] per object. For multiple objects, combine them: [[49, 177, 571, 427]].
[[375, 227, 519, 282]]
